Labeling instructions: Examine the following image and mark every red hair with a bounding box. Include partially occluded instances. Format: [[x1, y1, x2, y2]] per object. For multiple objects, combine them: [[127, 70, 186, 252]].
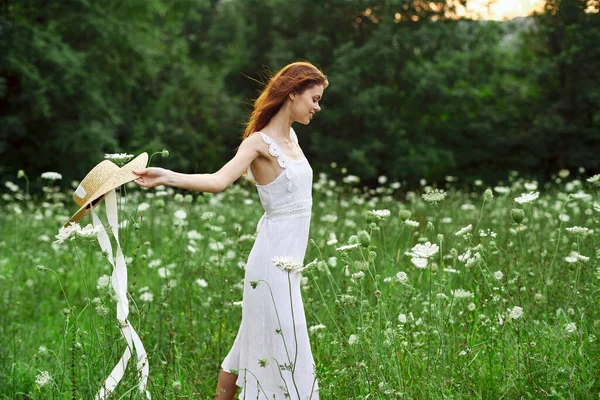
[[243, 61, 328, 139]]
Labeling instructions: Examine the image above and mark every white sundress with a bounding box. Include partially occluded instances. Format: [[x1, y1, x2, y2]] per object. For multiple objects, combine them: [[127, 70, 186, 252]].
[[221, 128, 319, 399]]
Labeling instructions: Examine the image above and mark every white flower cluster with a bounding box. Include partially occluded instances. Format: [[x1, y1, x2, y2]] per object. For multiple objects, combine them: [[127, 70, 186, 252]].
[[174, 210, 187, 220], [421, 188, 447, 204], [54, 223, 102, 244], [396, 271, 408, 283], [458, 248, 481, 267], [41, 172, 62, 181], [514, 191, 539, 204], [309, 324, 326, 333], [97, 274, 111, 290], [407, 242, 438, 269], [565, 226, 593, 235], [565, 322, 577, 333], [404, 219, 419, 228], [336, 243, 361, 252], [509, 306, 523, 320], [587, 174, 600, 184], [272, 256, 304, 273], [35, 370, 52, 387], [370, 209, 391, 219], [342, 175, 360, 184], [452, 289, 474, 299], [104, 153, 134, 165], [564, 251, 589, 263], [455, 224, 472, 237]]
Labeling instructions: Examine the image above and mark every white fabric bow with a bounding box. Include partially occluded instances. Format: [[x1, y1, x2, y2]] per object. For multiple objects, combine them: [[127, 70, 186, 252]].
[[91, 189, 151, 399]]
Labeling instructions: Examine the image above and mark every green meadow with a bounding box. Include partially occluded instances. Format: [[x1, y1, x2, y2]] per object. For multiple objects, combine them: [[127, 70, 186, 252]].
[[1, 169, 599, 399]]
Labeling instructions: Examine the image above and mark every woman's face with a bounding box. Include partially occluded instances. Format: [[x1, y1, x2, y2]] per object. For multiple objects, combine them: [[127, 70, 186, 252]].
[[290, 84, 324, 125]]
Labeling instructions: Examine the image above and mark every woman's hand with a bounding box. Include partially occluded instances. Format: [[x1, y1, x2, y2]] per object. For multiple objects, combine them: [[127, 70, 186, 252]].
[[133, 167, 170, 189]]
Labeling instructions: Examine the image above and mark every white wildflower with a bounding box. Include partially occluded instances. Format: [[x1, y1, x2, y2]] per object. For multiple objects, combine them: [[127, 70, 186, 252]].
[[196, 279, 208, 288], [493, 186, 510, 194], [272, 256, 304, 273], [452, 289, 474, 299], [565, 251, 589, 263], [5, 181, 19, 192], [309, 324, 326, 333], [352, 271, 365, 279], [174, 210, 187, 220], [77, 224, 101, 239], [104, 153, 134, 165], [35, 371, 52, 387], [343, 175, 360, 184], [411, 257, 428, 269], [54, 223, 81, 244], [396, 271, 408, 283], [96, 275, 110, 290], [158, 267, 171, 278], [494, 271, 504, 280], [514, 191, 539, 204], [421, 188, 447, 204], [41, 172, 62, 181], [370, 209, 391, 219], [139, 292, 154, 302], [398, 313, 407, 323], [455, 224, 473, 237], [209, 242, 224, 251], [565, 226, 593, 235], [524, 182, 538, 191], [187, 230, 203, 240], [509, 306, 523, 320], [320, 214, 338, 223], [587, 174, 600, 184], [408, 242, 439, 259], [348, 334, 359, 345], [336, 243, 361, 252], [565, 322, 577, 333], [137, 202, 150, 212], [404, 219, 420, 228]]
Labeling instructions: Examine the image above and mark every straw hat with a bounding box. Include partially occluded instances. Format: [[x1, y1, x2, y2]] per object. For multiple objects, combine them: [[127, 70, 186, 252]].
[[65, 153, 148, 227]]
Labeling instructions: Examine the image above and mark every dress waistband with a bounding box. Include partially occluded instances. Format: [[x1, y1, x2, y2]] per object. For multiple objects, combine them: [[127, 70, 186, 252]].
[[256, 199, 312, 232]]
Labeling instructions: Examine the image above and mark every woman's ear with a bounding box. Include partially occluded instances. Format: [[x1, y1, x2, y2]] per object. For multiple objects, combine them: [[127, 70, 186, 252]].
[[289, 91, 297, 101]]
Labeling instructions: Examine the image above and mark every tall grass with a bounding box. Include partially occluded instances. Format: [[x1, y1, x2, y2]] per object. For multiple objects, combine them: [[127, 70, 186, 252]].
[[0, 169, 599, 399]]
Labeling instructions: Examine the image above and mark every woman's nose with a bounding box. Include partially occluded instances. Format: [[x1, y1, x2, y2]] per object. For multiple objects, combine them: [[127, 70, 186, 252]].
[[314, 104, 321, 112]]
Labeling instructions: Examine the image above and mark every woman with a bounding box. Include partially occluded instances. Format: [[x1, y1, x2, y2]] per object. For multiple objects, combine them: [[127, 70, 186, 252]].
[[134, 61, 327, 400]]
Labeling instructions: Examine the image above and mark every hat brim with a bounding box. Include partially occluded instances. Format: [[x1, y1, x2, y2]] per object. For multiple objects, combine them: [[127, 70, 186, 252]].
[[65, 152, 148, 227]]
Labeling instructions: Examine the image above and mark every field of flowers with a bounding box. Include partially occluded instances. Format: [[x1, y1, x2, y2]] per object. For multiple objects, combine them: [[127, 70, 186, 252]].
[[1, 167, 599, 399]]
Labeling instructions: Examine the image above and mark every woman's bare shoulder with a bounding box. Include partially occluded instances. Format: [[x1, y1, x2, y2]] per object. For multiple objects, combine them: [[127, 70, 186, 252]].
[[242, 132, 269, 157]]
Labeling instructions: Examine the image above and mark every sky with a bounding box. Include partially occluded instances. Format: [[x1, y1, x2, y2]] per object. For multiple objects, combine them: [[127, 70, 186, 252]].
[[457, 0, 546, 20]]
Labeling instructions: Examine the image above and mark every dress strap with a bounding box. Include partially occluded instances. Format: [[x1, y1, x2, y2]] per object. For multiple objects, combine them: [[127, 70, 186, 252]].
[[257, 132, 289, 168]]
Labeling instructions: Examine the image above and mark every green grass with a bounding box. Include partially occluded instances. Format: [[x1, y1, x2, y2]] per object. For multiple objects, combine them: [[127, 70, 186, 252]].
[[1, 170, 599, 399]]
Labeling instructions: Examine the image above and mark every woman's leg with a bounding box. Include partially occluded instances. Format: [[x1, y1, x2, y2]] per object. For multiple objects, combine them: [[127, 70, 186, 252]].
[[214, 369, 239, 399]]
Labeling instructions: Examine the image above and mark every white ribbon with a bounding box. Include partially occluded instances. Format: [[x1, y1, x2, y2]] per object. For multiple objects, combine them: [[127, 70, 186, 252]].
[[91, 190, 151, 399]]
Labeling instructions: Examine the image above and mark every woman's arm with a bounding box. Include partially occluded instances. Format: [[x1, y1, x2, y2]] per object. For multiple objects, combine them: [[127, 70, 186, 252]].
[[134, 134, 263, 193]]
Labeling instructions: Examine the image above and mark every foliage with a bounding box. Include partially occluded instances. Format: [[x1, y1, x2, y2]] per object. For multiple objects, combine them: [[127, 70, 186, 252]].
[[0, 0, 599, 185]]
